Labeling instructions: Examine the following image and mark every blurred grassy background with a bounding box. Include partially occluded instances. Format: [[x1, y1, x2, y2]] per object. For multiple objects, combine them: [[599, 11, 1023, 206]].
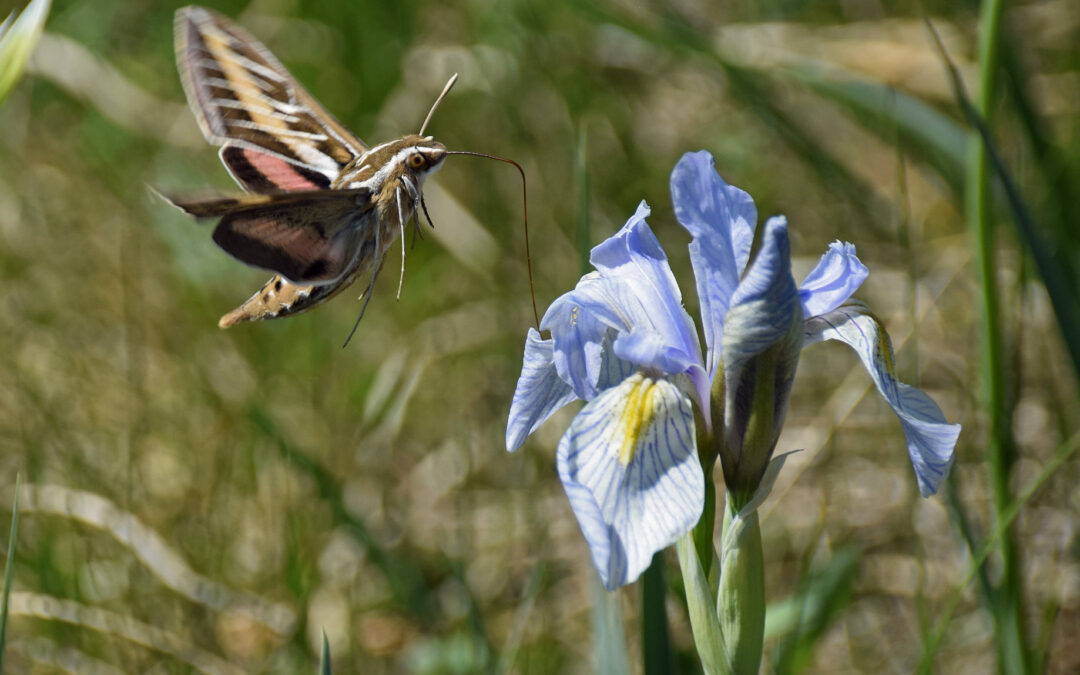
[[0, 0, 1078, 672]]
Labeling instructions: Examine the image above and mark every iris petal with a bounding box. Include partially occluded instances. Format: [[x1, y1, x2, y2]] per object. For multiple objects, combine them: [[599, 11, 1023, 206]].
[[557, 373, 704, 589], [543, 203, 705, 401], [803, 303, 960, 496], [542, 273, 621, 401], [671, 151, 757, 379], [799, 241, 869, 318], [588, 201, 704, 378], [722, 218, 802, 368], [507, 328, 578, 452], [720, 217, 802, 468]]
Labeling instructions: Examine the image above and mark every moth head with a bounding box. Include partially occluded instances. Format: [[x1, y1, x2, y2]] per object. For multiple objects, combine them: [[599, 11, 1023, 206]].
[[400, 135, 448, 180]]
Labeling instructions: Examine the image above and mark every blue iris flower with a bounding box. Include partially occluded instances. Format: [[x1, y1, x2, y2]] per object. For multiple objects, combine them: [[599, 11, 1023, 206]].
[[507, 151, 961, 589]]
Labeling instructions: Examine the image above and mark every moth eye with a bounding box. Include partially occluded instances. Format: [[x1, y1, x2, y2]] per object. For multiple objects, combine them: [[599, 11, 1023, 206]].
[[408, 154, 425, 169]]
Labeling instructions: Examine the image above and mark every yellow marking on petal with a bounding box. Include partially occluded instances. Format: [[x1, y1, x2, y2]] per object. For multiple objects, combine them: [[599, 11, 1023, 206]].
[[874, 320, 897, 379], [616, 375, 660, 466]]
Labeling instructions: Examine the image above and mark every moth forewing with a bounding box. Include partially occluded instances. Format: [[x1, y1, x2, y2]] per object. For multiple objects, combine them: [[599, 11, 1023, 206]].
[[169, 6, 455, 332]]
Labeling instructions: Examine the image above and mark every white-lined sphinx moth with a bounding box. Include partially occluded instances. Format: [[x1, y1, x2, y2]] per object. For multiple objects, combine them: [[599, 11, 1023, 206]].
[[163, 6, 457, 335]]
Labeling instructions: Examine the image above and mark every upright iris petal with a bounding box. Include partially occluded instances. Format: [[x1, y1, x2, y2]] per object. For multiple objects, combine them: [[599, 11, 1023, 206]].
[[718, 217, 803, 494], [671, 151, 757, 380]]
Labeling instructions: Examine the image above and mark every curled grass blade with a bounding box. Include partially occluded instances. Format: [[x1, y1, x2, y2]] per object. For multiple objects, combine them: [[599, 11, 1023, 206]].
[[0, 475, 20, 674]]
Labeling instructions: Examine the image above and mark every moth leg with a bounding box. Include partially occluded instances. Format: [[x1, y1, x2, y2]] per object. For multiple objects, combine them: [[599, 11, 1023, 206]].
[[420, 194, 436, 230], [395, 187, 407, 301], [342, 225, 381, 348], [408, 191, 424, 249], [400, 173, 425, 245]]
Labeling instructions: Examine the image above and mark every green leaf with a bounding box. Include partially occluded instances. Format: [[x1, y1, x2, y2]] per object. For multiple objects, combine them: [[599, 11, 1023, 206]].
[[675, 532, 731, 675]]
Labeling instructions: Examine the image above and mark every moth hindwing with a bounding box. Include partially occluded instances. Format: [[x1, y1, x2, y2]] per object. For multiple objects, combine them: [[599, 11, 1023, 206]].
[[166, 6, 450, 330]]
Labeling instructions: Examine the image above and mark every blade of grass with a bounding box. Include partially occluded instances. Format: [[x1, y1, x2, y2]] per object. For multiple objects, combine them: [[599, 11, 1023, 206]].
[[642, 555, 674, 675], [1000, 40, 1079, 280], [319, 630, 331, 675], [767, 547, 859, 675], [918, 431, 1080, 672], [944, 5, 1030, 671], [927, 21, 1080, 381], [0, 474, 20, 674], [781, 65, 967, 198]]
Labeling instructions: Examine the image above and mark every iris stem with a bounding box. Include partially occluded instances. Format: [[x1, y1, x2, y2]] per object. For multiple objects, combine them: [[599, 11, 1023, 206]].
[[965, 0, 1029, 671], [717, 496, 764, 675]]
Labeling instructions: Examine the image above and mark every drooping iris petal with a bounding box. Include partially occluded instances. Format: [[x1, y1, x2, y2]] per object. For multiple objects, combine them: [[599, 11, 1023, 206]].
[[507, 328, 578, 452], [671, 151, 757, 380], [557, 372, 703, 590], [542, 273, 620, 401], [799, 241, 869, 318], [803, 303, 960, 496], [596, 328, 638, 391]]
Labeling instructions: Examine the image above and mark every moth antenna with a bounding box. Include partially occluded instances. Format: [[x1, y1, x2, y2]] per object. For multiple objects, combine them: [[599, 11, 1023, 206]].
[[418, 73, 459, 137], [342, 226, 383, 348], [446, 151, 539, 330], [395, 188, 407, 301]]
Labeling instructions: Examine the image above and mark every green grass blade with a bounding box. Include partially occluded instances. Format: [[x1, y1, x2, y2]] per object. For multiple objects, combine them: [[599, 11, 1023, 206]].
[[766, 547, 859, 674], [928, 24, 1080, 382], [319, 631, 331, 675], [1000, 42, 1080, 281], [0, 0, 50, 105], [0, 475, 20, 675], [642, 556, 674, 675], [942, 5, 1029, 671], [781, 65, 967, 198], [918, 431, 1080, 671]]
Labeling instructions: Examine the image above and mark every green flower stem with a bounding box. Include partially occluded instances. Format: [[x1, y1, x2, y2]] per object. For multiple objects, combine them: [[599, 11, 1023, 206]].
[[965, 0, 1028, 671], [717, 495, 765, 675], [676, 532, 732, 675]]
